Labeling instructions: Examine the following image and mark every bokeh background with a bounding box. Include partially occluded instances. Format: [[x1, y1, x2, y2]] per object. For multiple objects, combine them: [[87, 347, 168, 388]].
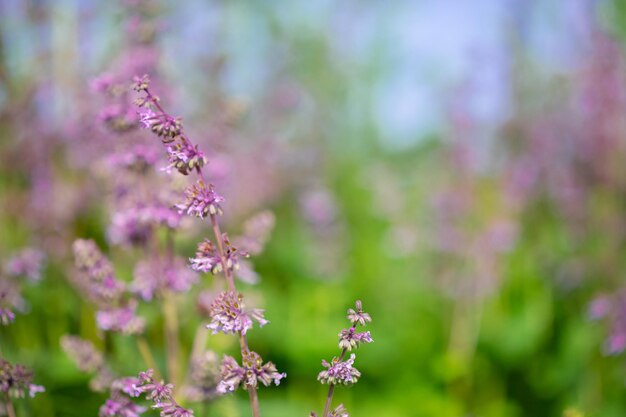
[[2, 1, 626, 416]]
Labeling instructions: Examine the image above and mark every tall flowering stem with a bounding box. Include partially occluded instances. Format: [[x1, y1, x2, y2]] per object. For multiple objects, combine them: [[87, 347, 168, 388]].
[[133, 75, 283, 417], [313, 301, 372, 417]]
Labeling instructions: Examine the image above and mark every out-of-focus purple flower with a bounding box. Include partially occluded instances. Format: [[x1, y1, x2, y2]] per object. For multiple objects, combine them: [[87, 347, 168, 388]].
[[234, 211, 275, 256], [206, 291, 267, 335], [330, 404, 349, 417], [605, 332, 626, 355], [317, 353, 360, 386], [107, 144, 161, 173], [99, 397, 146, 417], [4, 248, 46, 282], [589, 296, 611, 320], [0, 358, 45, 398], [176, 181, 224, 218], [133, 369, 194, 417], [0, 308, 15, 325], [347, 300, 371, 326], [91, 74, 115, 93], [60, 335, 106, 373], [96, 302, 145, 334], [109, 205, 182, 247], [72, 239, 126, 305], [98, 104, 137, 133], [338, 327, 373, 351], [132, 256, 198, 301], [181, 351, 220, 402], [217, 350, 285, 393]]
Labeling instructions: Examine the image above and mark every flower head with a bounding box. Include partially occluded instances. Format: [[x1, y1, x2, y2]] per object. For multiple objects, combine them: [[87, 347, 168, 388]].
[[132, 257, 198, 301], [133, 369, 194, 417], [165, 137, 206, 175], [0, 358, 45, 398], [72, 239, 126, 305], [4, 248, 46, 281], [0, 308, 15, 326], [176, 181, 224, 218], [318, 353, 360, 386], [217, 350, 286, 393], [206, 291, 267, 335], [347, 300, 371, 326], [338, 327, 373, 351], [96, 302, 145, 334]]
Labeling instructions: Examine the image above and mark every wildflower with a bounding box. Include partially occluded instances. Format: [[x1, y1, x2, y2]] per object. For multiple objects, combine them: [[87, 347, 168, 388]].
[[217, 350, 285, 393], [96, 302, 145, 334], [347, 300, 371, 326], [4, 248, 46, 282], [164, 137, 206, 175], [0, 308, 15, 325], [60, 336, 105, 373], [181, 351, 221, 401], [132, 74, 151, 93], [189, 239, 222, 274], [338, 327, 373, 351], [0, 358, 45, 398], [330, 404, 349, 417], [206, 291, 267, 335], [72, 239, 126, 305], [176, 180, 224, 218], [132, 257, 198, 301], [133, 369, 194, 417], [317, 354, 360, 386]]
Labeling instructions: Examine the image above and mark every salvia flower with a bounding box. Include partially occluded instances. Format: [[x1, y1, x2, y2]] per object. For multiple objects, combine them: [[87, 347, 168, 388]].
[[96, 302, 145, 334], [72, 239, 126, 305], [60, 336, 106, 374], [4, 247, 46, 282], [217, 350, 286, 393], [132, 257, 198, 301], [133, 369, 194, 417], [347, 300, 372, 326], [0, 308, 15, 325], [338, 327, 373, 351], [164, 137, 206, 175], [176, 180, 224, 218], [206, 291, 267, 335], [99, 397, 146, 417], [317, 354, 361, 386], [181, 351, 221, 401], [0, 358, 45, 398]]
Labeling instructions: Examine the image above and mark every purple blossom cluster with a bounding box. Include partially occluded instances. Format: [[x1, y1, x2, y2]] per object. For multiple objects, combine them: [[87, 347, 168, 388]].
[[132, 369, 194, 417], [60, 335, 115, 392], [72, 239, 145, 334], [312, 301, 373, 417], [132, 257, 198, 301], [0, 358, 45, 399], [217, 350, 286, 393], [205, 291, 268, 335], [0, 247, 46, 325], [589, 293, 626, 355]]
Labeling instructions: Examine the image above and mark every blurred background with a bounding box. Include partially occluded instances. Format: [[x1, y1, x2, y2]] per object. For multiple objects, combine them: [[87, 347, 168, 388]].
[[2, 0, 626, 416]]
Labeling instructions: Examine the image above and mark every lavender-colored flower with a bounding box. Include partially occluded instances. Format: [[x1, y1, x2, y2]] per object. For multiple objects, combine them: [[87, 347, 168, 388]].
[[234, 211, 276, 256], [189, 239, 222, 274], [72, 239, 126, 305], [0, 308, 15, 326], [100, 397, 146, 417], [96, 302, 145, 334], [133, 369, 194, 417], [338, 327, 373, 351], [4, 248, 46, 281], [317, 353, 361, 386], [217, 350, 286, 393], [107, 144, 161, 173], [0, 358, 45, 399], [164, 137, 206, 175], [206, 291, 267, 335], [132, 257, 198, 301], [329, 404, 349, 417], [347, 300, 371, 326], [176, 180, 224, 218], [181, 351, 221, 401], [60, 335, 106, 373]]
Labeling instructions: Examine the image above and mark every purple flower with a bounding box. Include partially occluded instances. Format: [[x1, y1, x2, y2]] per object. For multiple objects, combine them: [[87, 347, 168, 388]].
[[139, 108, 157, 129], [60, 335, 105, 373], [72, 239, 126, 305], [338, 327, 373, 351], [347, 300, 371, 326], [189, 239, 222, 274], [4, 248, 46, 281], [217, 351, 286, 393], [99, 397, 145, 417], [0, 308, 15, 326], [96, 302, 145, 334], [133, 369, 194, 417], [589, 296, 611, 320], [180, 351, 220, 401], [329, 404, 349, 417], [206, 291, 268, 335], [176, 180, 224, 218], [317, 354, 360, 386], [132, 257, 198, 301], [164, 137, 206, 175], [0, 358, 45, 399]]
